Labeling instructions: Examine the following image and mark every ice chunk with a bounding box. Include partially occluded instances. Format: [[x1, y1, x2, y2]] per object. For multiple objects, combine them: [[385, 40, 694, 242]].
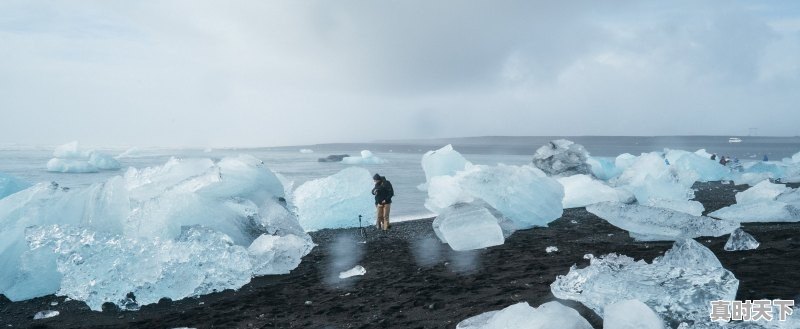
[[53, 141, 88, 158], [46, 158, 99, 173], [426, 164, 563, 229], [341, 150, 386, 164], [87, 151, 121, 170], [666, 149, 730, 182], [586, 202, 739, 241], [694, 149, 713, 159], [551, 239, 739, 324], [532, 139, 592, 176], [724, 228, 760, 251], [299, 149, 314, 154], [776, 188, 800, 204], [432, 202, 505, 251], [33, 310, 60, 320], [116, 147, 142, 158], [587, 156, 622, 180], [735, 181, 789, 204], [546, 246, 558, 253], [603, 299, 665, 329], [293, 167, 375, 231], [643, 198, 704, 216], [248, 233, 315, 275], [558, 174, 626, 208], [0, 171, 30, 199], [615, 153, 637, 171], [338, 265, 366, 279], [421, 144, 472, 185], [733, 172, 773, 186], [456, 301, 592, 329], [709, 200, 800, 223], [743, 161, 785, 178], [613, 152, 697, 207]]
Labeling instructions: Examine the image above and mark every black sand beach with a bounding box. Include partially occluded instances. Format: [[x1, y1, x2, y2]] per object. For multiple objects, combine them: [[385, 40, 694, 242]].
[[2, 182, 800, 329]]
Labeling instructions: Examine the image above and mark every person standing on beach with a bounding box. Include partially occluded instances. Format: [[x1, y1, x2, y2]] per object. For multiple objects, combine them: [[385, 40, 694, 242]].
[[372, 174, 394, 231]]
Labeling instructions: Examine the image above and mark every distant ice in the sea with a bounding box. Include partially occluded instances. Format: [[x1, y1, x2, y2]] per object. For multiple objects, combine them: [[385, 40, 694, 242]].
[[724, 228, 760, 251], [432, 202, 507, 251], [341, 150, 386, 164], [338, 265, 366, 279], [587, 202, 738, 241], [46, 141, 120, 173], [0, 155, 314, 310], [299, 148, 314, 154], [532, 139, 592, 176], [0, 172, 30, 199], [551, 239, 739, 325], [293, 167, 375, 231], [603, 299, 665, 329], [456, 301, 592, 329]]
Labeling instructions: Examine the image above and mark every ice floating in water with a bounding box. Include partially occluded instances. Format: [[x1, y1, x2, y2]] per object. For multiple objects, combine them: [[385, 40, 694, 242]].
[[33, 310, 60, 320], [532, 139, 592, 176], [426, 163, 563, 229], [432, 202, 507, 251], [341, 150, 386, 165], [546, 246, 558, 253], [47, 142, 120, 172], [724, 228, 760, 251], [116, 147, 142, 158], [0, 155, 314, 310], [735, 181, 789, 204], [338, 265, 366, 279], [420, 144, 472, 187], [46, 158, 99, 173], [53, 141, 88, 158], [87, 152, 121, 170], [293, 167, 375, 231], [0, 172, 30, 199], [587, 202, 738, 241], [299, 149, 314, 154], [456, 301, 592, 329], [551, 239, 739, 325], [603, 299, 665, 329], [709, 200, 800, 223], [558, 174, 626, 208]]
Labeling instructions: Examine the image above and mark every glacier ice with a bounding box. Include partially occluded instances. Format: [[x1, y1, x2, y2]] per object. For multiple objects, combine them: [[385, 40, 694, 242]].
[[735, 181, 789, 204], [546, 246, 558, 253], [421, 144, 472, 186], [643, 198, 705, 216], [587, 156, 622, 180], [46, 158, 99, 173], [665, 149, 730, 182], [53, 141, 89, 158], [558, 174, 626, 208], [550, 239, 739, 324], [743, 161, 785, 178], [341, 150, 386, 165], [338, 265, 366, 279], [612, 152, 696, 204], [694, 149, 713, 159], [293, 166, 375, 231], [724, 228, 760, 251], [33, 310, 60, 320], [733, 172, 773, 186], [586, 202, 739, 241], [615, 153, 637, 171], [455, 301, 592, 329], [87, 152, 121, 170], [425, 163, 563, 229], [532, 139, 592, 176], [432, 202, 506, 251], [709, 200, 800, 223], [0, 172, 30, 199], [603, 299, 665, 329], [47, 142, 120, 173], [0, 155, 315, 310]]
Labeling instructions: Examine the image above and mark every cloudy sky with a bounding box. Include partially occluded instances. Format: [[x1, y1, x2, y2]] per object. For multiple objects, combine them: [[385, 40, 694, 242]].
[[1, 1, 799, 147]]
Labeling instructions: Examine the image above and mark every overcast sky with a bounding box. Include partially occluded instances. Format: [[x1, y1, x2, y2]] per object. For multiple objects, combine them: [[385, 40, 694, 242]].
[[1, 1, 799, 147]]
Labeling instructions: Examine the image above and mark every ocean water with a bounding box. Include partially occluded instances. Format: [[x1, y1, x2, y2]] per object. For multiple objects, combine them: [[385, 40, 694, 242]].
[[1, 136, 798, 221]]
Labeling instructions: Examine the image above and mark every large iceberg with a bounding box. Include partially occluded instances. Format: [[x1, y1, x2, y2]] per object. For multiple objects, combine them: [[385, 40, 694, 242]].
[[0, 172, 30, 199], [426, 163, 563, 229], [292, 167, 375, 231], [341, 150, 386, 165], [531, 139, 592, 176], [456, 301, 592, 329], [603, 299, 665, 329], [551, 239, 739, 325], [432, 202, 509, 251], [0, 155, 314, 310], [558, 174, 627, 208], [586, 202, 739, 241]]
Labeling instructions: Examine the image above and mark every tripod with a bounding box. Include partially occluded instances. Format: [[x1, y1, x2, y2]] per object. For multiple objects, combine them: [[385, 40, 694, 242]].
[[358, 214, 367, 241]]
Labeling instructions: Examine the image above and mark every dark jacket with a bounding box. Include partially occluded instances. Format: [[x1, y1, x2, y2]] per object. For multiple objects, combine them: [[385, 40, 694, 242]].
[[372, 180, 394, 205]]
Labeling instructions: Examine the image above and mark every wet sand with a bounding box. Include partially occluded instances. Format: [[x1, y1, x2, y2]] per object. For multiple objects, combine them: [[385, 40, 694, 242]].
[[2, 182, 800, 328]]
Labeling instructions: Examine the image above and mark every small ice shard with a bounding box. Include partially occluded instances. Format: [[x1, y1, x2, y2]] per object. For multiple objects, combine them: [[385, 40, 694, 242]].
[[532, 139, 592, 176], [299, 149, 314, 154], [546, 246, 558, 253], [46, 158, 99, 173], [550, 239, 739, 324], [603, 299, 665, 329], [709, 201, 800, 223], [735, 181, 789, 204], [421, 144, 472, 186], [456, 301, 592, 329], [33, 310, 60, 320], [340, 150, 386, 164], [338, 265, 366, 279], [432, 202, 506, 251], [587, 202, 739, 241], [87, 152, 121, 170], [293, 167, 375, 231], [49, 301, 58, 306], [558, 174, 625, 208], [0, 172, 30, 199], [724, 228, 760, 251]]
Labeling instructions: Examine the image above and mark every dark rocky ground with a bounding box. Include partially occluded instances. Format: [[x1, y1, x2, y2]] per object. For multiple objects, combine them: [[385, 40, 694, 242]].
[[2, 182, 799, 329]]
